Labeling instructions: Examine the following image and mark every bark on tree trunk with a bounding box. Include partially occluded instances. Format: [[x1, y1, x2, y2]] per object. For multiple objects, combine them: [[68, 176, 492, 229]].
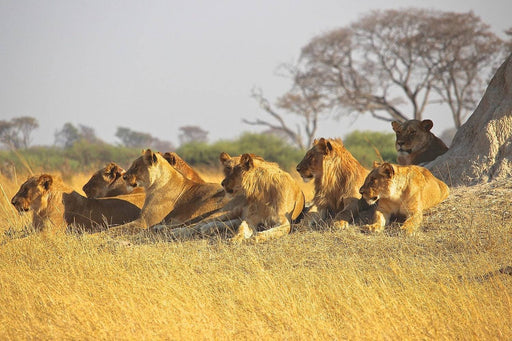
[[427, 54, 512, 186]]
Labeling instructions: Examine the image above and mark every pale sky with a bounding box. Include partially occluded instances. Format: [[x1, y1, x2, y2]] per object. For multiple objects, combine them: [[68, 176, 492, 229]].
[[0, 0, 510, 147]]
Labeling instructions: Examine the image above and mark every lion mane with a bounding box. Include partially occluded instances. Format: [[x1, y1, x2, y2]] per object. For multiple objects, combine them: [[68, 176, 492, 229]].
[[296, 137, 369, 227], [221, 153, 305, 243]]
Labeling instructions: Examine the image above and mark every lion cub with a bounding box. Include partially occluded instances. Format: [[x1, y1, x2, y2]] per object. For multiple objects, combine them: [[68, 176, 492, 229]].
[[359, 162, 449, 234], [221, 153, 305, 243]]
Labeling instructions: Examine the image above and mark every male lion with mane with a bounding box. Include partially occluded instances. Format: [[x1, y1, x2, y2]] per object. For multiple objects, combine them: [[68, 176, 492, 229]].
[[359, 162, 449, 234], [296, 137, 369, 228], [11, 174, 143, 233], [392, 119, 448, 165], [221, 153, 305, 243], [108, 149, 229, 235]]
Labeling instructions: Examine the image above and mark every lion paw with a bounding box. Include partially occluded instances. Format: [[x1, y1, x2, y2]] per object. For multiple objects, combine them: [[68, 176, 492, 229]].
[[360, 224, 384, 234]]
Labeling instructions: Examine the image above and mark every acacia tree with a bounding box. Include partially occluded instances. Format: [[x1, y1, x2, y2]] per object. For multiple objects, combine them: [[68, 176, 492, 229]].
[[11, 116, 39, 148], [245, 64, 331, 150], [115, 127, 174, 151], [0, 116, 39, 149], [250, 9, 506, 137], [178, 125, 209, 145], [422, 11, 507, 128]]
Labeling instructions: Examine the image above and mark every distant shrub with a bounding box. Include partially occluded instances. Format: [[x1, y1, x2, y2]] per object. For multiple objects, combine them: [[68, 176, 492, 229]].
[[0, 142, 141, 176], [176, 132, 304, 170]]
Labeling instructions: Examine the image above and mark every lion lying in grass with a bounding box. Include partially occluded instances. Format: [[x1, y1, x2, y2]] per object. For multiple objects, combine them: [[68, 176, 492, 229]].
[[11, 174, 144, 233], [391, 119, 449, 165], [221, 153, 305, 243], [82, 153, 203, 199], [296, 137, 369, 228], [107, 149, 229, 235], [359, 162, 450, 234]]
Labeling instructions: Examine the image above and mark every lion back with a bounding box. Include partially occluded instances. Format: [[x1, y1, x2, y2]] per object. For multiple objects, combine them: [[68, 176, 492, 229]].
[[415, 166, 450, 209]]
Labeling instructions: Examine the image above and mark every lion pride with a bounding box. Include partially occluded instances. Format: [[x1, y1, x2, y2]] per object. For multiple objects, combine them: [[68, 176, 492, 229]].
[[221, 153, 305, 243], [107, 149, 229, 235], [391, 119, 448, 165], [359, 162, 449, 234], [296, 137, 369, 228], [11, 174, 144, 232]]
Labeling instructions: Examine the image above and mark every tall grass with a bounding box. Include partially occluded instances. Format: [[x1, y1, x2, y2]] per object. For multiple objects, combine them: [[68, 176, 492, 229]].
[[0, 172, 511, 339]]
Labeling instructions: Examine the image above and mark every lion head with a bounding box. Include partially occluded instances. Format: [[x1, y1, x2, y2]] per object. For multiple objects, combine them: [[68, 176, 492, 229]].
[[296, 138, 335, 183], [11, 174, 54, 212], [221, 153, 254, 195], [359, 162, 395, 206], [123, 149, 159, 189], [391, 119, 435, 157], [82, 162, 125, 198]]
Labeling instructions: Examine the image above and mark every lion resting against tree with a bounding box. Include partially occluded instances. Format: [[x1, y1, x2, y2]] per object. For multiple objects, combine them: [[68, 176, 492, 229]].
[[11, 174, 144, 233], [359, 162, 449, 234], [221, 153, 305, 243], [82, 153, 203, 199], [392, 119, 448, 165], [108, 149, 229, 235], [296, 137, 369, 228]]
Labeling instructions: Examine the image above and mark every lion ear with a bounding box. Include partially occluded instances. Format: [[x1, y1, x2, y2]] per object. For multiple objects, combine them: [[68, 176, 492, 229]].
[[219, 152, 231, 164], [38, 174, 53, 191], [105, 162, 123, 180], [378, 163, 395, 178], [372, 161, 382, 169], [316, 138, 329, 154], [163, 152, 177, 166], [421, 119, 433, 132], [240, 153, 254, 171], [391, 121, 402, 132], [143, 149, 157, 164]]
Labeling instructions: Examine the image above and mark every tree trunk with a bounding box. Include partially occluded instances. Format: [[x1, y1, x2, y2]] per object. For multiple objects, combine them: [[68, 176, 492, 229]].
[[427, 54, 512, 186]]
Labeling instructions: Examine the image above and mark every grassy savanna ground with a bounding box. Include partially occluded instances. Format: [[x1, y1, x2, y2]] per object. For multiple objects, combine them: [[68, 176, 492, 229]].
[[0, 169, 511, 340]]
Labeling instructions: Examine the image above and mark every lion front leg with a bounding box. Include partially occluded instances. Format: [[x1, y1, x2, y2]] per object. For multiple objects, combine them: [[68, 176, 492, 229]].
[[361, 210, 387, 233], [332, 198, 360, 229], [229, 220, 254, 244], [250, 216, 291, 243], [401, 210, 423, 235]]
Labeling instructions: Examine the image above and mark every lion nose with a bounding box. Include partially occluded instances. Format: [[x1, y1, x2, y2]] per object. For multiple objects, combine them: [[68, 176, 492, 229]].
[[11, 198, 16, 206], [122, 174, 128, 180], [221, 179, 226, 188], [296, 165, 301, 172], [359, 188, 364, 195]]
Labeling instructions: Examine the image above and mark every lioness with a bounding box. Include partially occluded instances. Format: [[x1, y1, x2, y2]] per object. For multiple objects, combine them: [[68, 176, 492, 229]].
[[296, 137, 369, 228], [359, 162, 450, 234], [221, 153, 305, 243], [11, 174, 144, 232], [392, 119, 448, 165], [83, 153, 204, 199], [82, 162, 134, 198], [108, 149, 229, 235]]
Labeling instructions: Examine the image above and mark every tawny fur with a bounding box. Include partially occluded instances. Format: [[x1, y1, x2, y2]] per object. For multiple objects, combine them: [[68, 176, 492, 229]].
[[222, 153, 305, 243], [392, 119, 449, 165], [296, 137, 369, 227], [83, 153, 203, 199], [11, 174, 143, 233], [108, 150, 229, 235], [359, 162, 450, 234]]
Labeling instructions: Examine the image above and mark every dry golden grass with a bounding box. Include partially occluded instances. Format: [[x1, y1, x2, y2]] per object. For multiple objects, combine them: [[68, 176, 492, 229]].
[[0, 171, 511, 340]]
